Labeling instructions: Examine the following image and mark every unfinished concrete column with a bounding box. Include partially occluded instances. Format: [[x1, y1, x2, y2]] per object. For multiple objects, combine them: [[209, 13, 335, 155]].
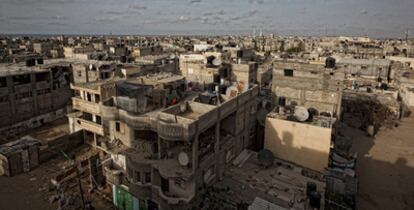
[[192, 125, 199, 174], [215, 117, 221, 179]]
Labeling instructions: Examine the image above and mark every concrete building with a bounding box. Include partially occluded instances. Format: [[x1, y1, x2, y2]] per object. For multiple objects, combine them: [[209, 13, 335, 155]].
[[71, 60, 118, 84], [335, 57, 392, 83], [265, 60, 344, 172], [68, 69, 261, 209], [0, 59, 72, 134]]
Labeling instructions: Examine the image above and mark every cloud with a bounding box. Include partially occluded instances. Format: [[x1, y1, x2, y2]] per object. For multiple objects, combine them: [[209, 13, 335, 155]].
[[248, 0, 264, 4], [189, 0, 202, 4], [128, 4, 147, 11], [7, 16, 33, 20], [360, 9, 368, 15], [229, 10, 258, 21], [203, 10, 226, 17]]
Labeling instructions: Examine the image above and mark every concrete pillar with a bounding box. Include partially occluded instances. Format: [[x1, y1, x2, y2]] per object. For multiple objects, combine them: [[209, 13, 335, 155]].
[[157, 137, 162, 159], [215, 118, 221, 179], [192, 126, 199, 174]]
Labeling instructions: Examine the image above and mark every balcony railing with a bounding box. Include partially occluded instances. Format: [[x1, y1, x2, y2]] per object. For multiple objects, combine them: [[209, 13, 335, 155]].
[[75, 117, 104, 136], [72, 97, 101, 115]]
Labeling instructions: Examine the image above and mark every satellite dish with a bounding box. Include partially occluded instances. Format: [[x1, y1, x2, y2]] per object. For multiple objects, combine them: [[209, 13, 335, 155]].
[[180, 103, 187, 113], [212, 58, 222, 66], [294, 106, 309, 122], [169, 53, 176, 59], [178, 152, 189, 166]]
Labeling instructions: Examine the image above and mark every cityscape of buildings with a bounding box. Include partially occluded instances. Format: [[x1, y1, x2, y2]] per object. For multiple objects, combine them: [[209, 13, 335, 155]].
[[0, 11, 414, 210]]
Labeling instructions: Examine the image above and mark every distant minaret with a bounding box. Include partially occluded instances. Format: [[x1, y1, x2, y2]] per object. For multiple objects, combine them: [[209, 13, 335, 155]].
[[405, 28, 410, 42], [253, 28, 256, 37]]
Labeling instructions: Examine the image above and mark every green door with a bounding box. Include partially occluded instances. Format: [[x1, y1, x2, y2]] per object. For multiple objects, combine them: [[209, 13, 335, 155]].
[[115, 186, 133, 210]]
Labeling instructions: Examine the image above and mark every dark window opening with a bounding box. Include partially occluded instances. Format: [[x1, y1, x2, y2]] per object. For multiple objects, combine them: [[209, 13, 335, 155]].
[[95, 94, 100, 103], [284, 69, 294, 77], [115, 122, 120, 132], [86, 93, 92, 102], [95, 115, 102, 125], [145, 172, 151, 183]]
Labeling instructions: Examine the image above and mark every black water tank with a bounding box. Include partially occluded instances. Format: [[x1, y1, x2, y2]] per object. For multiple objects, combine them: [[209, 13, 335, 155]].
[[219, 68, 228, 78], [207, 83, 215, 93], [120, 56, 127, 63], [309, 191, 321, 209], [213, 74, 220, 83], [308, 108, 319, 120], [306, 182, 317, 197], [278, 97, 286, 107], [325, 57, 336, 68], [25, 58, 35, 67], [37, 58, 44, 64], [219, 85, 227, 94]]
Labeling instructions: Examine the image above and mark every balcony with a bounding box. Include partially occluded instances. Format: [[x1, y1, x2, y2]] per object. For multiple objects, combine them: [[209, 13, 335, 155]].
[[103, 166, 123, 185], [72, 97, 101, 115], [71, 115, 104, 136]]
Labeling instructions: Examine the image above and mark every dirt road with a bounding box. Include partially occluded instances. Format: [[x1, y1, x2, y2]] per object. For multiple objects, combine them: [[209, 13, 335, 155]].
[[350, 113, 414, 210]]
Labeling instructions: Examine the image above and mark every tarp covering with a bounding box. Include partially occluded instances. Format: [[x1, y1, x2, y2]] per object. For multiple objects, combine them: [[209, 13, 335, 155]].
[[115, 82, 153, 113]]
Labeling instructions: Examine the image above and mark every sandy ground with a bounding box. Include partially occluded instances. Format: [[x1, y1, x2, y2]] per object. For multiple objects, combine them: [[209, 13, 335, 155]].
[[0, 146, 114, 210], [350, 112, 414, 210]]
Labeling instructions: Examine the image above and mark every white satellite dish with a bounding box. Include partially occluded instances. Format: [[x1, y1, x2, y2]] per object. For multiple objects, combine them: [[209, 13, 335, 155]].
[[178, 152, 189, 166], [294, 106, 309, 122], [180, 103, 187, 113], [212, 58, 222, 66]]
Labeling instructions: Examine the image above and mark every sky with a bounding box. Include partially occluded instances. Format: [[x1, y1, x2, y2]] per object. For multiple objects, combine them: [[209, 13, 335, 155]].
[[0, 0, 414, 37]]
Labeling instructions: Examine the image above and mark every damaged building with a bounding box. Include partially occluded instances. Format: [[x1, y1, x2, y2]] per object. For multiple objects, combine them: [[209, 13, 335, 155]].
[[0, 59, 72, 135]]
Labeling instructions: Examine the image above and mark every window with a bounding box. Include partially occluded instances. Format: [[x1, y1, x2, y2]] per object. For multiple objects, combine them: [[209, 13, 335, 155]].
[[95, 115, 102, 125], [361, 65, 368, 70], [95, 94, 100, 103], [86, 93, 92, 102], [145, 172, 151, 183], [135, 171, 141, 183], [0, 95, 8, 103], [284, 69, 294, 77], [115, 122, 120, 132]]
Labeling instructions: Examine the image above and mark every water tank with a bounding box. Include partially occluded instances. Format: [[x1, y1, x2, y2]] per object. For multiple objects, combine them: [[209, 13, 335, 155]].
[[219, 68, 228, 78], [213, 74, 220, 83], [309, 191, 321, 209], [308, 107, 319, 120], [120, 56, 127, 63], [37, 58, 44, 65], [25, 58, 35, 67], [278, 97, 286, 107], [306, 182, 317, 196], [325, 57, 336, 68], [219, 85, 227, 94]]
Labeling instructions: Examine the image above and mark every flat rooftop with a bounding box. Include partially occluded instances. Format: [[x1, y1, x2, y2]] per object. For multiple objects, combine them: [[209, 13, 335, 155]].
[[215, 151, 326, 210]]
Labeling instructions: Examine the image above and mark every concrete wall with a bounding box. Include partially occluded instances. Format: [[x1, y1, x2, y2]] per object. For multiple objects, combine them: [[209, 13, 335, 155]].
[[264, 117, 331, 172], [272, 61, 343, 116]]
